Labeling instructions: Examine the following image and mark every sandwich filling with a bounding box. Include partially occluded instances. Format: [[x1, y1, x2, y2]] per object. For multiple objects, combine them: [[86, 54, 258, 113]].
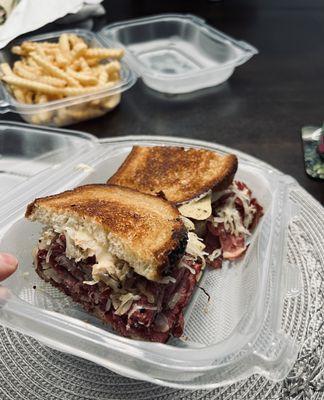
[[178, 181, 263, 268], [35, 227, 203, 342]]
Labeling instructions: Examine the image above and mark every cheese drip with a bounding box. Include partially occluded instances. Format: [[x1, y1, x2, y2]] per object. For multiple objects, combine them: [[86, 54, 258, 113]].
[[40, 226, 131, 285]]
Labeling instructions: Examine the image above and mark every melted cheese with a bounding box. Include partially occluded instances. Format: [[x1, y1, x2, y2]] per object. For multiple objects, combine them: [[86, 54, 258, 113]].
[[64, 227, 125, 280], [178, 192, 212, 220], [43, 226, 131, 285]]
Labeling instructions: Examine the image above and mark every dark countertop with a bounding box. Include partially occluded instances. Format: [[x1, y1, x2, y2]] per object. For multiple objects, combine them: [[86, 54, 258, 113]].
[[2, 0, 323, 203]]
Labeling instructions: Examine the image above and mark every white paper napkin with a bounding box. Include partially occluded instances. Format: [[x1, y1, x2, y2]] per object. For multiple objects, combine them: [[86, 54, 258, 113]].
[[0, 0, 103, 48]]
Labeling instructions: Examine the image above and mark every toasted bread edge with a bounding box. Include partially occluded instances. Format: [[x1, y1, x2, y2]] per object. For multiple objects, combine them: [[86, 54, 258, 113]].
[[26, 183, 188, 282], [107, 148, 238, 204]]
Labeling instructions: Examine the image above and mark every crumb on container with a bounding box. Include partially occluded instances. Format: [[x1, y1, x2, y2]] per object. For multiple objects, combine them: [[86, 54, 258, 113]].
[[75, 163, 95, 173]]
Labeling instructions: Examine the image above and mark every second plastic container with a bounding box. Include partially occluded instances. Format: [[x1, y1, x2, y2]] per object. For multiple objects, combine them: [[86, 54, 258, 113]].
[[101, 14, 258, 94], [0, 29, 137, 127]]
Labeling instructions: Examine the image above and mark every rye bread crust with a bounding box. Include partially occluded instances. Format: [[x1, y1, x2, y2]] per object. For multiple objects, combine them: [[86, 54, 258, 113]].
[[107, 146, 238, 204]]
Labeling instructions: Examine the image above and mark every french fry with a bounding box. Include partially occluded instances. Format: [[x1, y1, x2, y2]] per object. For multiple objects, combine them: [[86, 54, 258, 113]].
[[30, 115, 41, 124], [21, 41, 58, 53], [59, 34, 70, 57], [24, 91, 34, 104], [54, 50, 69, 68], [102, 93, 121, 109], [98, 69, 108, 86], [64, 106, 104, 120], [85, 58, 99, 67], [12, 88, 26, 103], [79, 57, 91, 72], [42, 47, 59, 55], [105, 60, 121, 74], [25, 57, 41, 70], [53, 108, 69, 126], [109, 71, 120, 82], [68, 34, 86, 48], [84, 48, 124, 60], [13, 63, 38, 79], [61, 81, 115, 96], [17, 61, 41, 75], [38, 111, 53, 123], [30, 51, 80, 87], [11, 46, 27, 56], [34, 93, 48, 104], [14, 63, 66, 87], [66, 68, 98, 86], [71, 42, 87, 60], [1, 63, 14, 76], [2, 75, 60, 95], [90, 99, 101, 106]]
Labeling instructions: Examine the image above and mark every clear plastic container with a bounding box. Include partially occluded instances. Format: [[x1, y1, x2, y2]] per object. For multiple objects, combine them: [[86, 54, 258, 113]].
[[0, 129, 302, 389], [0, 29, 137, 127], [100, 14, 258, 94], [0, 121, 96, 197]]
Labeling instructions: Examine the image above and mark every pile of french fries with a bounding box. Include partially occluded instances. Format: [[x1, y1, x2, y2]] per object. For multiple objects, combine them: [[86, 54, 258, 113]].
[[0, 33, 124, 126]]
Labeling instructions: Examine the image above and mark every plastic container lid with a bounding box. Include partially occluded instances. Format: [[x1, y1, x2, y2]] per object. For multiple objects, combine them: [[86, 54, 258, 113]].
[[100, 14, 258, 94], [0, 121, 96, 196], [0, 123, 302, 389]]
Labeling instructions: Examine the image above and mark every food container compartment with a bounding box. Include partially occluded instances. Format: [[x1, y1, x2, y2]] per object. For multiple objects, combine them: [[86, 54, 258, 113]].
[[100, 14, 258, 94], [0, 29, 137, 126], [0, 136, 299, 389], [0, 121, 96, 197], [0, 134, 301, 388]]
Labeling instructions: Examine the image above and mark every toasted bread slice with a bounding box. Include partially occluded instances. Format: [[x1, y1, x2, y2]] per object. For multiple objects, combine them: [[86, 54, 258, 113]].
[[26, 184, 187, 281], [108, 146, 238, 204]]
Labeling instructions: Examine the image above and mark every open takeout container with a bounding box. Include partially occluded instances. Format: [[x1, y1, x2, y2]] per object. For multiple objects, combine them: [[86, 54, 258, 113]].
[[0, 14, 257, 126], [101, 14, 258, 94], [0, 122, 302, 389], [0, 29, 137, 127]]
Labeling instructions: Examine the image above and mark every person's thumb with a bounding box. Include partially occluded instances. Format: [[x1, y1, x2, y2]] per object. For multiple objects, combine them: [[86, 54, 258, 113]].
[[0, 253, 18, 281]]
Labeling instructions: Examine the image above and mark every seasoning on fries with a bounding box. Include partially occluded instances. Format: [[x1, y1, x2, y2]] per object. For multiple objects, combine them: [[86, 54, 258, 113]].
[[0, 33, 124, 126]]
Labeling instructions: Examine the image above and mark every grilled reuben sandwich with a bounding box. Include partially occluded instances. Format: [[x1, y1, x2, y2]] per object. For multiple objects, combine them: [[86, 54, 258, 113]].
[[108, 146, 263, 268], [26, 184, 204, 342]]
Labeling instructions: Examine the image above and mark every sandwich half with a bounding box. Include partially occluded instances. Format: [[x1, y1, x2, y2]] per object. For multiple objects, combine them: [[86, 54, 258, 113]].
[[26, 184, 204, 342], [108, 146, 263, 268]]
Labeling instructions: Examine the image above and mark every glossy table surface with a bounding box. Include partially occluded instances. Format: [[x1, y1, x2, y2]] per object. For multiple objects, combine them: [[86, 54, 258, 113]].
[[2, 0, 324, 203]]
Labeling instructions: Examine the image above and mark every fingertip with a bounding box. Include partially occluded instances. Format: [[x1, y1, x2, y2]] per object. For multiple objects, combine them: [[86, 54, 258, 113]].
[[0, 253, 18, 281]]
